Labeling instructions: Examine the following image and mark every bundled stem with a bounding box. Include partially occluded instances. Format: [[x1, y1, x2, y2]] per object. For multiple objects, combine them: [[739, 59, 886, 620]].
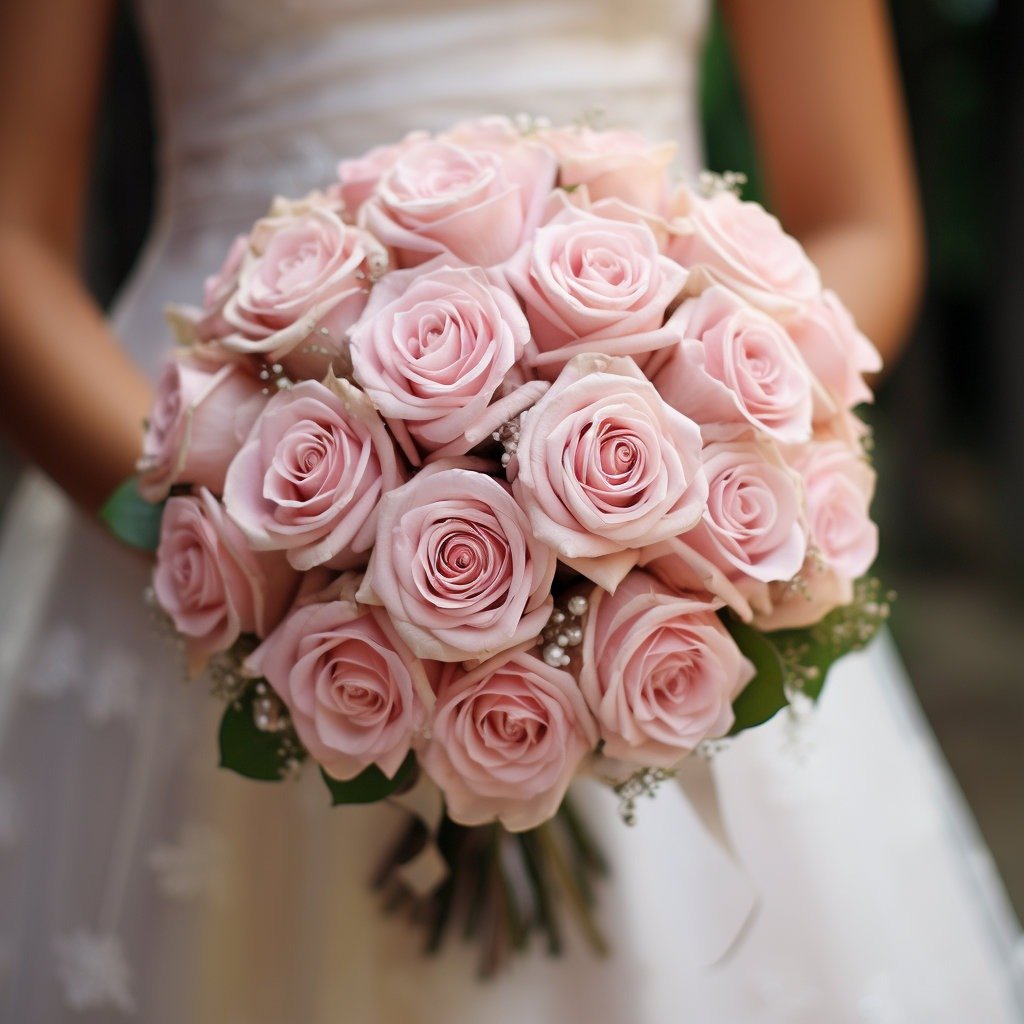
[[375, 796, 610, 977]]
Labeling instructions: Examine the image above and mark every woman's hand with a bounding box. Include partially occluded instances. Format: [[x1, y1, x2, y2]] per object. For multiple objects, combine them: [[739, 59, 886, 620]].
[[0, 0, 152, 513], [721, 0, 925, 366]]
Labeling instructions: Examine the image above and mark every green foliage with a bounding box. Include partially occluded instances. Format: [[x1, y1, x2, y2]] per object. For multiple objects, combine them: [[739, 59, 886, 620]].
[[320, 752, 417, 805], [218, 681, 304, 782], [725, 577, 893, 735], [100, 476, 164, 551], [724, 616, 787, 734]]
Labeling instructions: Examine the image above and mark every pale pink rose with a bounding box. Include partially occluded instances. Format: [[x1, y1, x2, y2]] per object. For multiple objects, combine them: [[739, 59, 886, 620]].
[[659, 437, 807, 587], [511, 355, 707, 592], [437, 115, 532, 148], [153, 489, 298, 675], [421, 644, 597, 831], [668, 186, 821, 316], [752, 558, 853, 632], [335, 131, 431, 214], [580, 570, 754, 768], [219, 200, 386, 378], [194, 233, 249, 340], [638, 437, 807, 621], [349, 259, 532, 462], [786, 290, 882, 412], [542, 125, 676, 213], [248, 579, 433, 781], [356, 460, 556, 662], [651, 285, 814, 444], [138, 353, 266, 501], [794, 441, 878, 579], [504, 205, 689, 373], [360, 132, 557, 268], [223, 376, 403, 571]]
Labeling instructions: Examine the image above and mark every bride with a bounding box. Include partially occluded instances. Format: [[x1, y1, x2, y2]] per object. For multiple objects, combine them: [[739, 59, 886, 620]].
[[0, 0, 1021, 1020]]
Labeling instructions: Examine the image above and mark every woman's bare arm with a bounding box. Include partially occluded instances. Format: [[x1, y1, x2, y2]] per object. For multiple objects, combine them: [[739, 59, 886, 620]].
[[0, 0, 152, 513], [720, 0, 925, 365]]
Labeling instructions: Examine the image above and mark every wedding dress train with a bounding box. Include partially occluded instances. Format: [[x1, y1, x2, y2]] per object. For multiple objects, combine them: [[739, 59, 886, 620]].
[[1, 0, 1021, 1019]]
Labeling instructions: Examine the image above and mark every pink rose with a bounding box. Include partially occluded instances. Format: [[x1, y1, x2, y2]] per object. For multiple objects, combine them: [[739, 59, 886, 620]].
[[223, 376, 403, 571], [794, 441, 878, 579], [752, 558, 853, 632], [511, 355, 707, 592], [248, 578, 433, 781], [504, 204, 688, 373], [668, 438, 807, 584], [651, 285, 813, 444], [542, 125, 676, 213], [668, 187, 821, 316], [220, 199, 386, 378], [349, 259, 533, 462], [335, 131, 430, 214], [360, 131, 557, 268], [138, 354, 266, 501], [421, 644, 597, 831], [194, 233, 249, 340], [639, 438, 807, 621], [580, 570, 754, 768], [153, 489, 298, 675], [357, 460, 556, 662], [787, 290, 882, 413]]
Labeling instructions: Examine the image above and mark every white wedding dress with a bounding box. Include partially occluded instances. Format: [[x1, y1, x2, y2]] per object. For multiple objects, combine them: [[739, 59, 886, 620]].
[[0, 0, 1021, 1020]]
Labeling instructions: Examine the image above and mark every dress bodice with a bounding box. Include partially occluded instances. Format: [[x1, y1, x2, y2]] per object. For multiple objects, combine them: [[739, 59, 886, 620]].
[[132, 0, 710, 232]]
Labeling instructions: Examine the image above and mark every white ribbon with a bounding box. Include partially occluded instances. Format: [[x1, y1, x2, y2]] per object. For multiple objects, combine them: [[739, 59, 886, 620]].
[[387, 772, 449, 897], [674, 754, 759, 966]]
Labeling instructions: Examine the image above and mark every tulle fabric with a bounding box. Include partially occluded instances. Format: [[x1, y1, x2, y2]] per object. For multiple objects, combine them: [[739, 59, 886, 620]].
[[0, 0, 1022, 1018]]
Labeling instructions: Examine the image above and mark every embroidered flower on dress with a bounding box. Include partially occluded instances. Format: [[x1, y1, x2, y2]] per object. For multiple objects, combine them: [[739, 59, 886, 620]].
[[0, 776, 21, 850], [53, 929, 136, 1014], [85, 649, 141, 725], [148, 822, 228, 901], [27, 623, 83, 700]]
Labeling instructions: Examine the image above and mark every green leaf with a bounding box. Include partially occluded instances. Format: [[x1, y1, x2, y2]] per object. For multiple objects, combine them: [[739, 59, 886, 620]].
[[764, 576, 894, 703], [723, 615, 788, 734], [100, 476, 164, 551], [321, 752, 417, 806], [218, 681, 303, 782], [724, 576, 894, 737]]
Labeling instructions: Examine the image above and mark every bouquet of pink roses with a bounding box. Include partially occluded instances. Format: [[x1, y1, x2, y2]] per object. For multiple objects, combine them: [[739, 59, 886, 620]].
[[104, 115, 890, 973]]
